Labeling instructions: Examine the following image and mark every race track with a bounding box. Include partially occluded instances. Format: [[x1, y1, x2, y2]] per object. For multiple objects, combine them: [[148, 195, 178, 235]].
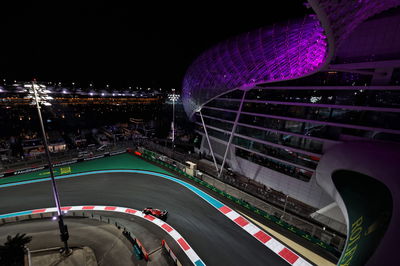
[[0, 171, 289, 265]]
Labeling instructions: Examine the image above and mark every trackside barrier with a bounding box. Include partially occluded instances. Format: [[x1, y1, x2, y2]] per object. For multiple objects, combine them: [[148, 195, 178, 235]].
[[137, 150, 341, 257], [135, 238, 150, 261], [0, 206, 205, 266], [0, 149, 127, 179], [162, 240, 183, 266], [122, 230, 148, 261]]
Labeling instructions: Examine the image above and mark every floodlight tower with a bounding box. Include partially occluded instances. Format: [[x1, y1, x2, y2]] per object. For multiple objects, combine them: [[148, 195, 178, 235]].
[[25, 80, 70, 254], [168, 89, 180, 146]]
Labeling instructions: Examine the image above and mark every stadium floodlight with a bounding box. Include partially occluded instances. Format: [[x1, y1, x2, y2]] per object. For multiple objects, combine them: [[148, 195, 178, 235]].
[[25, 80, 70, 254], [24, 83, 53, 106], [168, 90, 180, 144]]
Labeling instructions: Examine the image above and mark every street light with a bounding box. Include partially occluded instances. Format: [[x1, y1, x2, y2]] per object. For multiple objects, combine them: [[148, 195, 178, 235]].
[[281, 194, 289, 220], [24, 80, 70, 254], [168, 89, 180, 145]]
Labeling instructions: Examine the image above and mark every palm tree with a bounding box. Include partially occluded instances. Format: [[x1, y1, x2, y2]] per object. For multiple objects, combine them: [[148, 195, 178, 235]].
[[0, 233, 32, 266]]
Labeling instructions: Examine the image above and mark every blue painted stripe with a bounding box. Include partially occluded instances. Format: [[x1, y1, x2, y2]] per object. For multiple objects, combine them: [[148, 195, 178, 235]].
[[0, 169, 224, 210], [0, 210, 33, 219], [0, 170, 219, 266], [194, 259, 206, 266]]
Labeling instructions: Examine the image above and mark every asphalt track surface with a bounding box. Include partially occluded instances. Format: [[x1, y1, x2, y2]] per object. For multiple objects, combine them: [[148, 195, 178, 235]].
[[0, 172, 288, 266]]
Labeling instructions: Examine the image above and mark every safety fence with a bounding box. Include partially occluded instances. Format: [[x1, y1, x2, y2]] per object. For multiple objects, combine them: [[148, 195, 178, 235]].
[[139, 148, 343, 257]]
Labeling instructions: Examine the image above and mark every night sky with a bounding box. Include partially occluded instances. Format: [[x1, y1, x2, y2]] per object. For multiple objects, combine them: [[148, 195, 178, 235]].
[[0, 1, 309, 90]]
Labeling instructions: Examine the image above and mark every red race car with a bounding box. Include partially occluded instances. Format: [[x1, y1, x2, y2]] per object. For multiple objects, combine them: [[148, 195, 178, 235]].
[[142, 207, 168, 220]]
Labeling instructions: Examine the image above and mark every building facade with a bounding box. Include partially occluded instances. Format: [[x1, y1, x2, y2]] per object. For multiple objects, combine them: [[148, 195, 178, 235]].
[[183, 2, 400, 265]]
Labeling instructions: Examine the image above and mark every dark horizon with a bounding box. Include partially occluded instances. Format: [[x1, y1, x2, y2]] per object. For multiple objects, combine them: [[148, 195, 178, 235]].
[[0, 1, 309, 90]]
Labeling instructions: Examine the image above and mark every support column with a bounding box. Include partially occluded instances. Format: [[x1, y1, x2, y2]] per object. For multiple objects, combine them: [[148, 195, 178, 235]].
[[218, 90, 247, 177], [199, 110, 219, 172]]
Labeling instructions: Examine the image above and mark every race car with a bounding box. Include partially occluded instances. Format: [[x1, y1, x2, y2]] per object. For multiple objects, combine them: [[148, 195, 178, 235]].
[[142, 207, 168, 220]]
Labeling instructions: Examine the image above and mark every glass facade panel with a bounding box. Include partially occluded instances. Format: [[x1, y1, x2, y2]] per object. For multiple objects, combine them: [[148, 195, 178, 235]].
[[220, 90, 245, 99], [245, 88, 400, 108], [241, 102, 400, 130], [233, 136, 319, 169], [203, 117, 233, 132], [202, 108, 237, 121], [206, 99, 241, 110], [236, 147, 313, 182], [239, 114, 342, 140], [236, 125, 323, 153]]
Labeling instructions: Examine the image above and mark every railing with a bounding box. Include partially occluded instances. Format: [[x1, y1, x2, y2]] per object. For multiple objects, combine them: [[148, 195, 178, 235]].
[[139, 146, 346, 255], [141, 140, 330, 223]]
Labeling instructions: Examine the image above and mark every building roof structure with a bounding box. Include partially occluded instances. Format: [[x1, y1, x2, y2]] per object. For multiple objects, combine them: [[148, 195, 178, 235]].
[[182, 0, 400, 118]]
